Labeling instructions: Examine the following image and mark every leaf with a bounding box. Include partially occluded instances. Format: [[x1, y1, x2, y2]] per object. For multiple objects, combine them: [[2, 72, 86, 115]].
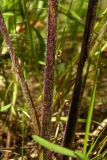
[[32, 135, 89, 160], [38, 60, 46, 66], [22, 109, 31, 119], [0, 103, 11, 112], [32, 27, 45, 61], [11, 105, 17, 116], [83, 49, 101, 154], [59, 4, 83, 25], [12, 82, 18, 106], [3, 12, 14, 17]]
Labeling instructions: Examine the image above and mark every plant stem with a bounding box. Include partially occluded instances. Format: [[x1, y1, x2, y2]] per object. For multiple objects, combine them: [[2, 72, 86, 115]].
[[41, 0, 58, 159], [0, 10, 40, 134], [60, 0, 98, 159]]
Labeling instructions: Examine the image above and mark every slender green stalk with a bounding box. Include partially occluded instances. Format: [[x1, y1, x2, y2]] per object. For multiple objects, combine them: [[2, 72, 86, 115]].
[[83, 50, 100, 154]]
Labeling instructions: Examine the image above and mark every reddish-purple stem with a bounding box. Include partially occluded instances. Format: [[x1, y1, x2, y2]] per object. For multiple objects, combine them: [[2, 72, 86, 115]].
[[41, 0, 58, 159], [0, 10, 40, 134]]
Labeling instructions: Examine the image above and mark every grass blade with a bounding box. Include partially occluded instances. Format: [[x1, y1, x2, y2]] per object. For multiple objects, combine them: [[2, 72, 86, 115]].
[[32, 135, 89, 160], [83, 49, 101, 154]]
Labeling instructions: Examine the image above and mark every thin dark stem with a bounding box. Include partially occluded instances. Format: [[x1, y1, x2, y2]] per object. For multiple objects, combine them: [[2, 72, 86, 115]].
[[41, 0, 58, 159], [0, 10, 40, 134], [60, 0, 98, 159]]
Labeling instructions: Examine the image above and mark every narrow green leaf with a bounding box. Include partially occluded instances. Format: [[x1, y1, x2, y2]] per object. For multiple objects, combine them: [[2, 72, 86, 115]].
[[59, 4, 83, 25], [0, 103, 11, 112], [21, 109, 30, 119], [32, 135, 89, 160], [12, 82, 18, 106], [3, 12, 14, 17], [38, 60, 46, 66], [33, 27, 45, 61], [83, 49, 101, 154], [11, 105, 17, 116]]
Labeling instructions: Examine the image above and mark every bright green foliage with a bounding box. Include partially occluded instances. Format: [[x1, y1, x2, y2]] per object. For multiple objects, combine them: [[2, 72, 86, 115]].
[[32, 135, 89, 160]]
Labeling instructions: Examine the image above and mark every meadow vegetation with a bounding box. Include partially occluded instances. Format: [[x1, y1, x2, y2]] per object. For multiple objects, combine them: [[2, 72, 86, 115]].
[[0, 0, 107, 159]]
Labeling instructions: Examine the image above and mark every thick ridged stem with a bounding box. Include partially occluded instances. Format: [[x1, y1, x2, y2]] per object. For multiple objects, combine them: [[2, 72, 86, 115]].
[[41, 0, 58, 159], [0, 10, 40, 134], [60, 0, 98, 160]]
